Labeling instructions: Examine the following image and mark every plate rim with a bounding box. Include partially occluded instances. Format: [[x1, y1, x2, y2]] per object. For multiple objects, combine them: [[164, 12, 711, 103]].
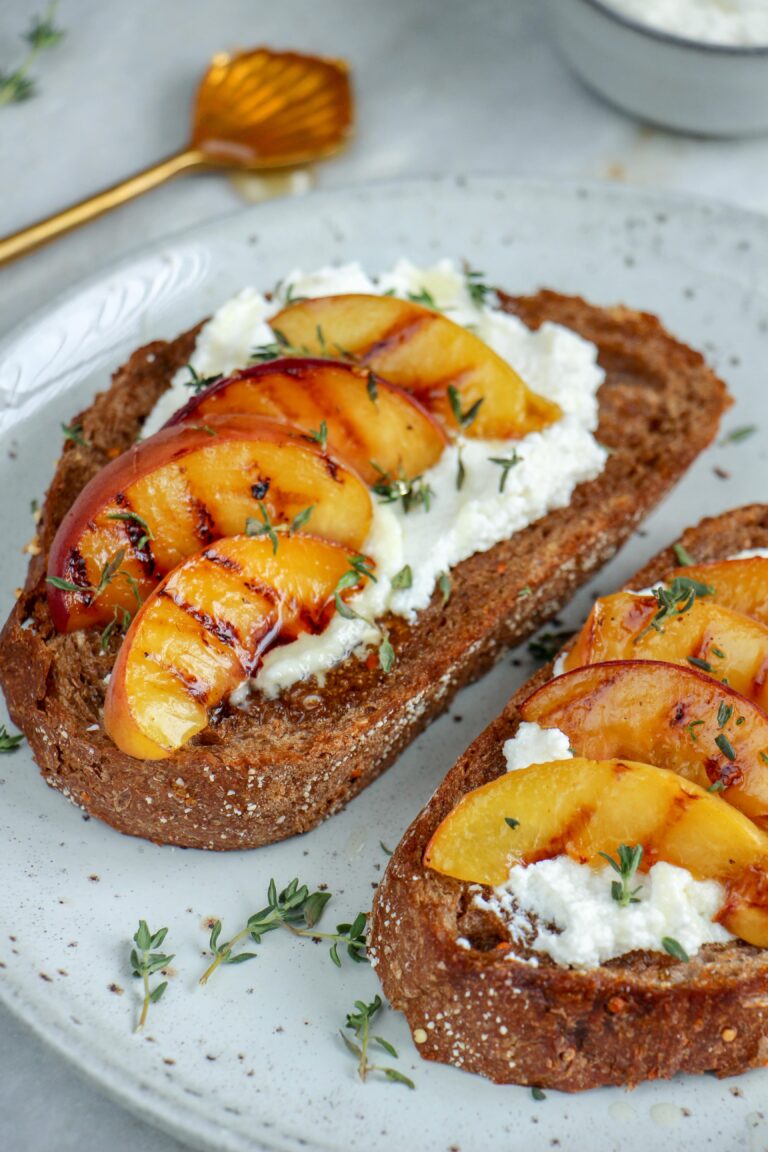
[[2, 172, 768, 1152]]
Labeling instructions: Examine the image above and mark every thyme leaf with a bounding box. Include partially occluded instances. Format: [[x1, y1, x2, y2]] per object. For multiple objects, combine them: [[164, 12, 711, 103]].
[[598, 843, 644, 907], [341, 995, 415, 1088], [199, 879, 367, 985], [130, 921, 173, 1032], [0, 724, 23, 752]]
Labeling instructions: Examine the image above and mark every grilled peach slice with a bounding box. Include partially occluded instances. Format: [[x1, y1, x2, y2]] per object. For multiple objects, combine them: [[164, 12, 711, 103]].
[[665, 558, 768, 627], [47, 414, 371, 632], [270, 295, 561, 440], [166, 358, 447, 485], [564, 591, 768, 710], [103, 534, 362, 759], [424, 757, 768, 947], [522, 660, 768, 826]]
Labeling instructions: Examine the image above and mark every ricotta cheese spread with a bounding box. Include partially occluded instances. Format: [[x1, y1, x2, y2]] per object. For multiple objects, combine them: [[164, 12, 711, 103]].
[[481, 721, 733, 968], [603, 0, 768, 46], [143, 259, 607, 699]]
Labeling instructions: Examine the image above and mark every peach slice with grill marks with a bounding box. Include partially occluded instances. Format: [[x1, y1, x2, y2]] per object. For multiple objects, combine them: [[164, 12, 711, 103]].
[[103, 533, 363, 759], [665, 557, 768, 627], [270, 294, 561, 440], [564, 590, 768, 710], [424, 757, 768, 947], [165, 358, 448, 486], [47, 414, 371, 633], [521, 660, 768, 827]]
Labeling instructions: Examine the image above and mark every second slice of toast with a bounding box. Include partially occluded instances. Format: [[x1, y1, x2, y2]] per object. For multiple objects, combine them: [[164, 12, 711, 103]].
[[369, 505, 768, 1092]]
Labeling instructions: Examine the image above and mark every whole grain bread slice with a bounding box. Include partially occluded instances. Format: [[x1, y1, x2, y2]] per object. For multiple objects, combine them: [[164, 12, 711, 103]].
[[0, 292, 728, 850], [369, 505, 768, 1092]]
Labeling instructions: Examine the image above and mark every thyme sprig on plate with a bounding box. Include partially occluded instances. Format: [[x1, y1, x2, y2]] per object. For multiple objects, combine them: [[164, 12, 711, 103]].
[[130, 921, 173, 1032], [407, 287, 437, 309], [598, 844, 644, 907], [371, 464, 434, 514], [340, 995, 415, 1088], [0, 724, 23, 752], [635, 575, 714, 643], [199, 878, 367, 985], [0, 2, 65, 107]]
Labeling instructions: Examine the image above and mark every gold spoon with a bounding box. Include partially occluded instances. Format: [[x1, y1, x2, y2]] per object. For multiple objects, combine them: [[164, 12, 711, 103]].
[[0, 47, 353, 267]]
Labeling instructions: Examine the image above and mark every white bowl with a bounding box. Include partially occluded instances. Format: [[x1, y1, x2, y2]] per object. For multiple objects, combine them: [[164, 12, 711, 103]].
[[544, 0, 768, 136]]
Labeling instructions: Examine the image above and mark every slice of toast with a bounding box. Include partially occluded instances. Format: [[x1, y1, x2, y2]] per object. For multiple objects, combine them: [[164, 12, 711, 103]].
[[0, 292, 729, 850], [368, 505, 768, 1092]]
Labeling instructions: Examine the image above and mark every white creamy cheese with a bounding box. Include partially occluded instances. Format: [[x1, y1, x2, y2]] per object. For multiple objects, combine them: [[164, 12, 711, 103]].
[[728, 548, 768, 560], [483, 721, 733, 968], [142, 259, 606, 698], [603, 0, 768, 46], [503, 721, 572, 770], [479, 857, 731, 969]]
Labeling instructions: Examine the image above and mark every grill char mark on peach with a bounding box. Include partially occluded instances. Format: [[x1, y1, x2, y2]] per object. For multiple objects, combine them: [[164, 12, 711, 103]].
[[165, 357, 447, 486], [270, 295, 562, 440], [46, 414, 371, 632], [423, 757, 768, 947], [103, 534, 366, 760], [521, 660, 768, 827]]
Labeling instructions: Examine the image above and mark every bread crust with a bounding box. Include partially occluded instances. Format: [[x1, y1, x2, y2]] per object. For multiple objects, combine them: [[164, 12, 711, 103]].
[[369, 505, 768, 1091], [0, 292, 729, 850]]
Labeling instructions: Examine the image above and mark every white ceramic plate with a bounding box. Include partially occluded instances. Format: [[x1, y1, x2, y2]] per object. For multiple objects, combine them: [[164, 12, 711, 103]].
[[2, 177, 768, 1152]]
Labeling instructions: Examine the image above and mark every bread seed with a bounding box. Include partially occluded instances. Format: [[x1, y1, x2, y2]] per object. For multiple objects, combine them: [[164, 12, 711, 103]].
[[413, 1028, 428, 1044], [722, 1028, 737, 1042]]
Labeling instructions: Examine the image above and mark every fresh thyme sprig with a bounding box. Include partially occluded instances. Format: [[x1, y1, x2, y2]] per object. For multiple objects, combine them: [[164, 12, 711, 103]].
[[130, 921, 173, 1032], [407, 287, 437, 309], [47, 548, 143, 609], [99, 605, 133, 653], [0, 3, 65, 107], [332, 559, 394, 674], [662, 936, 689, 962], [305, 420, 328, 450], [244, 503, 315, 553], [340, 995, 415, 1088], [635, 576, 714, 643], [249, 329, 292, 363], [447, 385, 483, 431], [673, 542, 695, 567], [106, 510, 154, 552], [199, 878, 367, 985], [463, 266, 494, 309], [488, 451, 520, 493], [371, 464, 434, 514], [61, 422, 89, 448], [0, 724, 23, 752], [183, 364, 222, 394], [598, 844, 644, 907]]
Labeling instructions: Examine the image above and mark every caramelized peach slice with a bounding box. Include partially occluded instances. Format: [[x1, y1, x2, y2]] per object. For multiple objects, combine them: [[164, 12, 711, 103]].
[[271, 294, 561, 440], [424, 757, 768, 947], [564, 591, 768, 710], [47, 414, 371, 632], [166, 358, 447, 485], [103, 534, 362, 759], [522, 660, 768, 826], [666, 558, 768, 627]]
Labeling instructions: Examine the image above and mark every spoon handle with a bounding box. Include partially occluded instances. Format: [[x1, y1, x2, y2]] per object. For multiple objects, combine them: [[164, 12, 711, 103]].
[[0, 148, 205, 267]]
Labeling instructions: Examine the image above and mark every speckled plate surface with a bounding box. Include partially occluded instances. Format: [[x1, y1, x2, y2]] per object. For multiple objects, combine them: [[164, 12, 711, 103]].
[[1, 177, 768, 1152]]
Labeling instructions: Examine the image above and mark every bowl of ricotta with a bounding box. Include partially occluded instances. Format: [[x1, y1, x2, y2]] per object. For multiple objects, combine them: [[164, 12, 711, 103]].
[[544, 0, 768, 136]]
